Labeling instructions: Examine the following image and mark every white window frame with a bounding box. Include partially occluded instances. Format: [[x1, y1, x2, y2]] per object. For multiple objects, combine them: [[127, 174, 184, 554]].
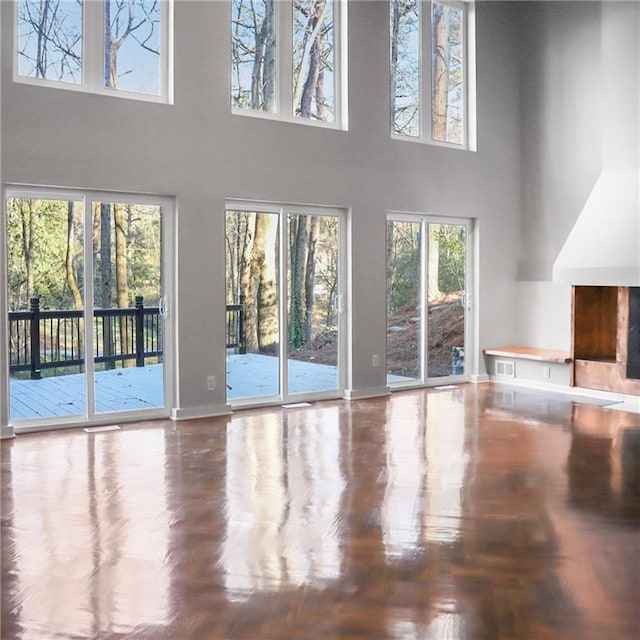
[[231, 0, 348, 131], [13, 0, 174, 104], [391, 0, 476, 150]]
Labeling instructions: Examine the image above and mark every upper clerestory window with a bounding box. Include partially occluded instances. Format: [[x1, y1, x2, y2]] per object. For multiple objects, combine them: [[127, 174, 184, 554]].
[[390, 0, 476, 149], [231, 0, 347, 129], [15, 0, 172, 103]]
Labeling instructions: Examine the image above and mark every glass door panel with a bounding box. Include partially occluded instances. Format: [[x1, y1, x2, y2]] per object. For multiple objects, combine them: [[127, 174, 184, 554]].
[[6, 197, 86, 421], [426, 222, 466, 379], [287, 213, 339, 395], [92, 202, 164, 413], [386, 219, 422, 385], [225, 210, 281, 400], [387, 220, 422, 383]]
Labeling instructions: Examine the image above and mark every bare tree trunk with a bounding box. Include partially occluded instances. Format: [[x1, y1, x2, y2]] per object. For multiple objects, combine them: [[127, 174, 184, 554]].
[[114, 204, 129, 308], [240, 211, 279, 354], [36, 0, 49, 78], [315, 68, 326, 120], [104, 0, 159, 90], [100, 203, 114, 367], [241, 213, 259, 351], [432, 3, 451, 141], [21, 200, 36, 298], [262, 0, 276, 110], [290, 216, 308, 348], [386, 221, 395, 312], [300, 27, 321, 118], [256, 214, 279, 353], [65, 201, 83, 310], [104, 0, 114, 87], [65, 201, 84, 357], [428, 226, 441, 302], [100, 204, 112, 308], [304, 216, 320, 342], [390, 0, 400, 129], [114, 203, 130, 365], [293, 0, 329, 111], [250, 7, 265, 109], [225, 216, 237, 305], [250, 0, 275, 110]]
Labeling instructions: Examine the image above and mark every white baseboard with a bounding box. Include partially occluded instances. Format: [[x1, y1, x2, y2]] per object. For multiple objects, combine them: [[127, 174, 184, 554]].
[[12, 409, 171, 434], [343, 386, 391, 401], [1, 425, 15, 439], [171, 404, 232, 421], [470, 374, 490, 384]]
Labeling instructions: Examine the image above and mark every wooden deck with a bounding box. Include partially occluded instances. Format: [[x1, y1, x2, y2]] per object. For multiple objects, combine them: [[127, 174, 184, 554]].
[[9, 356, 345, 420], [9, 365, 165, 420]]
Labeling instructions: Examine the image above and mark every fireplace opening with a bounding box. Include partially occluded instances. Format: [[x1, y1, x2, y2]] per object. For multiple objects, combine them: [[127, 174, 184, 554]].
[[572, 286, 640, 394]]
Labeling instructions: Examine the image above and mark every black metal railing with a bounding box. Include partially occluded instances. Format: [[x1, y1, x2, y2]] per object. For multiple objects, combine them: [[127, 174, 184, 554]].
[[226, 294, 246, 355], [9, 296, 246, 379]]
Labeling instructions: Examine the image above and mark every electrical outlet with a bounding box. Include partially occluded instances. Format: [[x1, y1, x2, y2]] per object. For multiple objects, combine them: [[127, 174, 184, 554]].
[[207, 376, 216, 390], [542, 366, 551, 379], [372, 354, 380, 367]]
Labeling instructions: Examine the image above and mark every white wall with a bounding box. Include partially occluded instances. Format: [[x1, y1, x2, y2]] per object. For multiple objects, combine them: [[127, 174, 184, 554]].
[[515, 282, 571, 351], [516, 1, 604, 349], [518, 0, 602, 282], [1, 1, 523, 422], [516, 1, 640, 349]]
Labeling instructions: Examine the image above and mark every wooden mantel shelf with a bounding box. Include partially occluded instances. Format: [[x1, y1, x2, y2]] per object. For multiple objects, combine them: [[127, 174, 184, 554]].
[[483, 346, 572, 364]]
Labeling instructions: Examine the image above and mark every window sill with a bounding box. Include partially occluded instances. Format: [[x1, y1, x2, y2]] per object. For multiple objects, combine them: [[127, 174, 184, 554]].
[[13, 75, 173, 106], [232, 107, 347, 132], [390, 133, 475, 152]]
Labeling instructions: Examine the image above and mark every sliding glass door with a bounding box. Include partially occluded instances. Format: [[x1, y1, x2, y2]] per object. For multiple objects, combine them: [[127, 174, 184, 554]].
[[386, 215, 472, 385], [225, 204, 343, 404], [5, 189, 172, 428]]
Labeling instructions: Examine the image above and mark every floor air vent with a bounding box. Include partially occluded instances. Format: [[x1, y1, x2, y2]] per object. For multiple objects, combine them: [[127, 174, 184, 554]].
[[495, 359, 515, 378]]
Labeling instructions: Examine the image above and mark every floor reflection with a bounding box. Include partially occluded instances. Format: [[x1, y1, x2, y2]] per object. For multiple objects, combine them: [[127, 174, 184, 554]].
[[380, 390, 469, 560], [381, 394, 426, 559], [6, 430, 170, 638], [423, 391, 469, 544], [568, 409, 640, 520], [221, 406, 345, 599]]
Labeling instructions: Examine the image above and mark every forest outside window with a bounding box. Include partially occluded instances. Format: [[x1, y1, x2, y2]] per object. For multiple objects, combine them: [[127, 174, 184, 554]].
[[15, 0, 172, 102], [390, 0, 475, 149], [231, 0, 347, 128]]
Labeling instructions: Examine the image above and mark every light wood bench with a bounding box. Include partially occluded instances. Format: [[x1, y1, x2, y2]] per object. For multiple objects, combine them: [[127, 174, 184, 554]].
[[483, 346, 571, 364]]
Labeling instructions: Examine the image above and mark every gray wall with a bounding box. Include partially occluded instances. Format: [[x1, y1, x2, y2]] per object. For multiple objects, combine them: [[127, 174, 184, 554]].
[[1, 1, 523, 421], [518, 0, 603, 282]]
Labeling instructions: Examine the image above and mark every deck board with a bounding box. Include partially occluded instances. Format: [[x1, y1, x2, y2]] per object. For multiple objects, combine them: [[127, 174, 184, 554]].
[[9, 365, 164, 421], [10, 356, 400, 421]]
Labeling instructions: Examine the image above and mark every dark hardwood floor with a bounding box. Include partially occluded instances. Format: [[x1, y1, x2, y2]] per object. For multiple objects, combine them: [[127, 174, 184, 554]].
[[2, 384, 639, 639]]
